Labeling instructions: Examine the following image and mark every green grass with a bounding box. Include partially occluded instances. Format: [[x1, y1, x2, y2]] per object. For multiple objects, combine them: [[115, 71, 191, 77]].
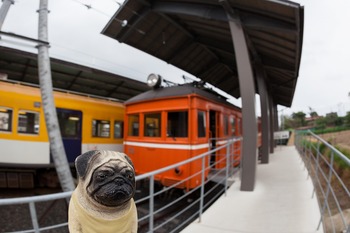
[[301, 139, 350, 170], [333, 145, 350, 169], [312, 126, 350, 135]]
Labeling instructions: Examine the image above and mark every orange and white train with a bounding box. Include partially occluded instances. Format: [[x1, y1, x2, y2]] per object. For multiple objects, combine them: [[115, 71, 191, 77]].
[[123, 74, 261, 190], [0, 80, 124, 188]]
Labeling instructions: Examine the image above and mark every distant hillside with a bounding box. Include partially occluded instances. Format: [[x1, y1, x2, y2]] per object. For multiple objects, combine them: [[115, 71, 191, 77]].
[[318, 130, 350, 152]]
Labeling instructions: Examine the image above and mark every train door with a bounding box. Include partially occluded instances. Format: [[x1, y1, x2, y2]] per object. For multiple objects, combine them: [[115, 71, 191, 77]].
[[209, 110, 218, 165], [56, 108, 82, 163]]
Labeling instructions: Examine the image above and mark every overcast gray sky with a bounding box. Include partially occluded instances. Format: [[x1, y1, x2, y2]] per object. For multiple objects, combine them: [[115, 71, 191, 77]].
[[1, 0, 350, 118]]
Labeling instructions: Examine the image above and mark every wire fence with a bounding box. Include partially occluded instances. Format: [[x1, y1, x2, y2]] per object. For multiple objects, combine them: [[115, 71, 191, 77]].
[[295, 130, 350, 233]]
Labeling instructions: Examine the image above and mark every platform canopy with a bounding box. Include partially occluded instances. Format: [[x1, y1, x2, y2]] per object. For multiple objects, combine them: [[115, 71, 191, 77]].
[[102, 0, 304, 107], [0, 46, 149, 101]]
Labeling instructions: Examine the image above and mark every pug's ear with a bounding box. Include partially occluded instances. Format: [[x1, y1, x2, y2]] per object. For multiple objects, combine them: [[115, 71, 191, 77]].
[[75, 150, 100, 179]]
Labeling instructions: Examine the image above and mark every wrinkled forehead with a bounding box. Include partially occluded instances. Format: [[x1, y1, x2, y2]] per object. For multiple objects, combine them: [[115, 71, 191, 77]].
[[95, 158, 132, 172], [94, 151, 128, 164], [83, 151, 133, 182]]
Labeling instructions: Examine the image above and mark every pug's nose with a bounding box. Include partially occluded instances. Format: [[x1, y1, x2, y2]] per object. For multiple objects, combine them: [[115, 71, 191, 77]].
[[114, 178, 124, 186]]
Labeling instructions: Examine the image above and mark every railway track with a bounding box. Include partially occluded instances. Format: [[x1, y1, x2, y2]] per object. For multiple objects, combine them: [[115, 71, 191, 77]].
[[134, 181, 225, 233]]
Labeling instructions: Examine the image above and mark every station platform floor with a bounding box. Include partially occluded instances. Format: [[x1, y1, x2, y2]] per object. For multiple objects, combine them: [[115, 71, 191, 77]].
[[181, 146, 324, 233]]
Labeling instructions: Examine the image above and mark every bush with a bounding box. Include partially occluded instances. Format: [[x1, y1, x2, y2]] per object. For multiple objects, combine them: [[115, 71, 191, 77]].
[[334, 146, 350, 170], [301, 139, 349, 170]]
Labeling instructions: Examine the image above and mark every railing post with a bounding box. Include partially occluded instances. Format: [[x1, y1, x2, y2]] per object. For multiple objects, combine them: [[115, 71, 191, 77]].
[[230, 140, 234, 176], [305, 135, 312, 176], [149, 175, 154, 232], [317, 150, 334, 231], [312, 140, 321, 198], [225, 140, 230, 196], [29, 202, 40, 233], [199, 156, 205, 222]]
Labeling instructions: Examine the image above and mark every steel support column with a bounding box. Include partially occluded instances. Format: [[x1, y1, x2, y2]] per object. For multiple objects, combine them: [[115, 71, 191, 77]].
[[269, 93, 275, 153], [221, 1, 257, 191], [274, 104, 279, 132], [256, 65, 270, 164]]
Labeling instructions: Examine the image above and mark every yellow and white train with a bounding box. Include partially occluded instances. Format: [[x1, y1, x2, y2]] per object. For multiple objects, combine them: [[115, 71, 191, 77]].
[[0, 80, 125, 188]]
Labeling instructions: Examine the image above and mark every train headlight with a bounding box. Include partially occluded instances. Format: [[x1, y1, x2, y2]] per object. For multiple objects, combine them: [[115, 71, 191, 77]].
[[147, 73, 162, 88], [174, 167, 183, 176]]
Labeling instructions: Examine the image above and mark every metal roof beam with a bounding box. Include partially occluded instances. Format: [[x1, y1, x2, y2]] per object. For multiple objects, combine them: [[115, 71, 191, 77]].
[[151, 1, 297, 32], [152, 2, 227, 21]]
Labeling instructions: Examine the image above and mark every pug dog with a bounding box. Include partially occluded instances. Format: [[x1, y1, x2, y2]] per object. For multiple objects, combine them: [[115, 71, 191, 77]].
[[68, 150, 138, 233]]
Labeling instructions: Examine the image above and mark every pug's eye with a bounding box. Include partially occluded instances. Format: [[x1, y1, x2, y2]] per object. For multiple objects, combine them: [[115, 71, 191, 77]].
[[97, 173, 106, 180], [126, 171, 134, 180], [96, 170, 114, 181]]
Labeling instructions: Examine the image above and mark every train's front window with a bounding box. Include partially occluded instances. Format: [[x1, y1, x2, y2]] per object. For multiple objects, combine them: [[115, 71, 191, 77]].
[[0, 107, 13, 132], [128, 114, 139, 136], [17, 110, 39, 135], [144, 113, 161, 137], [167, 111, 188, 137]]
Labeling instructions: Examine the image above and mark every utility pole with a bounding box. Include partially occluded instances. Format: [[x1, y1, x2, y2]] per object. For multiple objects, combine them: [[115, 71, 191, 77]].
[[0, 0, 14, 30], [37, 0, 75, 192]]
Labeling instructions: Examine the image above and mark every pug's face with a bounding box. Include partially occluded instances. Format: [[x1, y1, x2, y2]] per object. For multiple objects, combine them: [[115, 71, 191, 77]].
[[88, 159, 135, 207], [75, 150, 136, 207]]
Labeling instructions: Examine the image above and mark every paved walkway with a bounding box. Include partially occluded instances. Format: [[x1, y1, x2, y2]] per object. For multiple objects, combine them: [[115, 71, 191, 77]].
[[181, 146, 323, 233], [288, 131, 295, 146]]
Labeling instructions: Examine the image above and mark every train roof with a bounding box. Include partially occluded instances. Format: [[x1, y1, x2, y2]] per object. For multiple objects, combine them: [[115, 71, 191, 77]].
[[125, 82, 239, 109]]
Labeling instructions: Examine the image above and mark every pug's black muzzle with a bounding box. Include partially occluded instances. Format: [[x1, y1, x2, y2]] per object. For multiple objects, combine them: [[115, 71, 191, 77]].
[[90, 170, 136, 207]]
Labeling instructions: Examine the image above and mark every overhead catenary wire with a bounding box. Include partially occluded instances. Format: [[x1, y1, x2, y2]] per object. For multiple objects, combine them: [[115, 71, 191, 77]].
[[0, 0, 152, 82], [1, 0, 196, 86], [69, 0, 145, 34]]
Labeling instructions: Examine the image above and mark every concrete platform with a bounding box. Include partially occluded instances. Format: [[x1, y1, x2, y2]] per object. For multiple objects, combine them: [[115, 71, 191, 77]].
[[181, 146, 323, 233]]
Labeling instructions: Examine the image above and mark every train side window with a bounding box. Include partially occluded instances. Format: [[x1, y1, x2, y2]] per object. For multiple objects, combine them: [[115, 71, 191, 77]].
[[92, 120, 110, 138], [17, 110, 39, 135], [198, 111, 206, 138], [230, 117, 236, 135], [0, 107, 13, 132], [144, 113, 161, 137], [128, 114, 139, 136], [114, 121, 123, 138], [167, 111, 188, 137], [224, 115, 229, 136]]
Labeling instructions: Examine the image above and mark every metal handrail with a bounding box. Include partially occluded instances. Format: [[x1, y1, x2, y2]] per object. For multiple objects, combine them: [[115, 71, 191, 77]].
[[0, 137, 242, 233], [0, 191, 73, 233], [295, 130, 350, 233]]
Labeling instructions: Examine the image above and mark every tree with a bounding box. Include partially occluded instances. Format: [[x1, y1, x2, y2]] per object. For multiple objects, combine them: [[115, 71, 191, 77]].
[[292, 111, 306, 128], [37, 0, 74, 192], [282, 115, 295, 129], [315, 116, 327, 130], [308, 107, 318, 118], [325, 112, 339, 127], [344, 111, 350, 127]]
